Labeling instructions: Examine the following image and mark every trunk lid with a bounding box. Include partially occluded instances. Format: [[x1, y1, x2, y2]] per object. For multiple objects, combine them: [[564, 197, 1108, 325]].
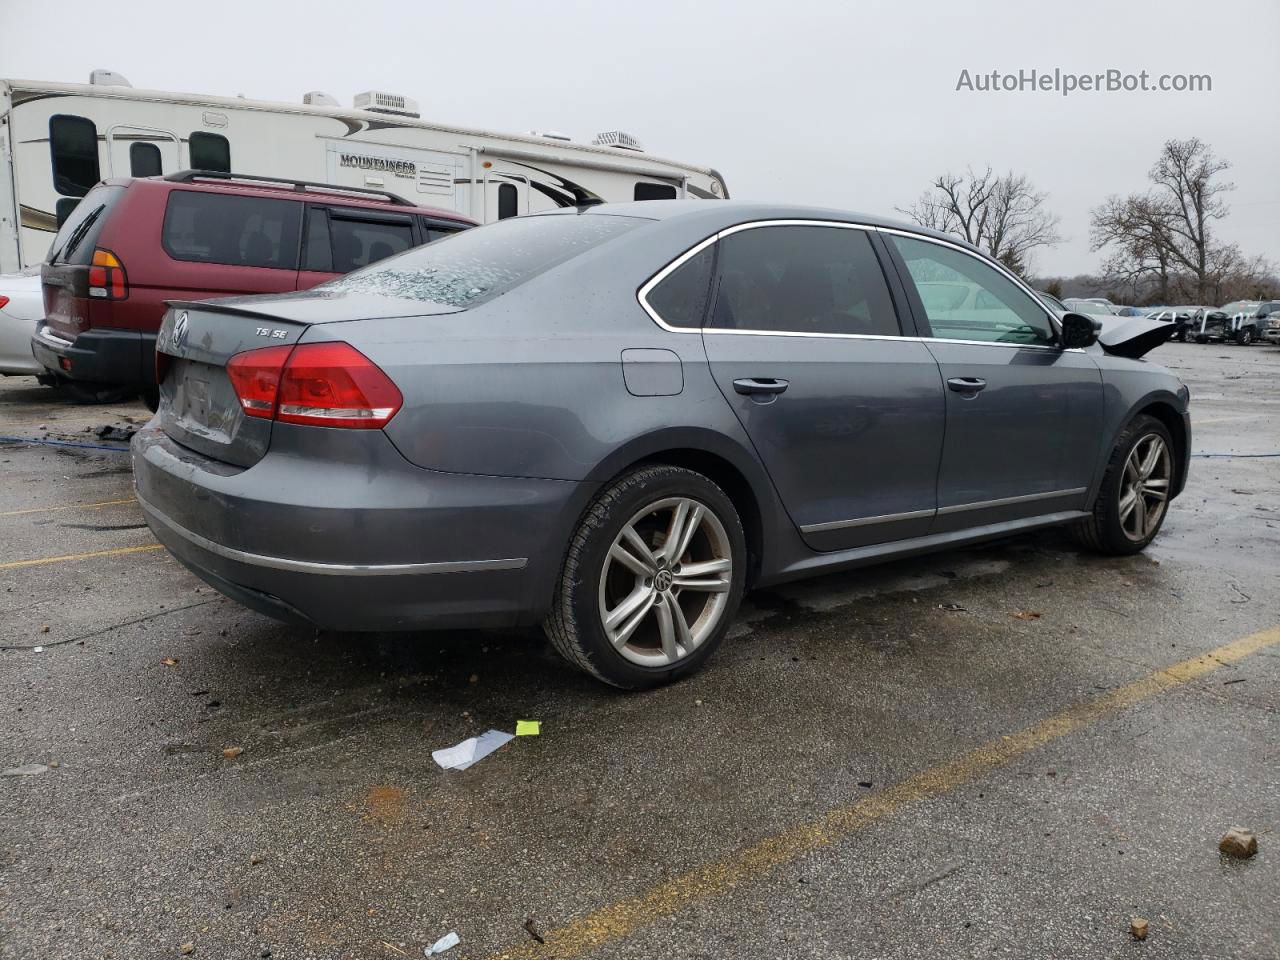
[[155, 292, 461, 467]]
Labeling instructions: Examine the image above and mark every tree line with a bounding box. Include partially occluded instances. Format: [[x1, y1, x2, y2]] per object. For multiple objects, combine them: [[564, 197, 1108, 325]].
[[899, 138, 1277, 306]]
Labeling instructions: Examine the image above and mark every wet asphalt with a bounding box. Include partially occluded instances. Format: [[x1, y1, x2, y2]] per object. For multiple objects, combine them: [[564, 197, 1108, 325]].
[[1, 341, 1277, 960]]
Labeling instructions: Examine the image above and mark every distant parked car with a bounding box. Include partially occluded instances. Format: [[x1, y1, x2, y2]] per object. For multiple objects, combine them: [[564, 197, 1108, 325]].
[[1145, 306, 1200, 341], [1198, 301, 1273, 345], [32, 171, 475, 404], [1258, 301, 1280, 343], [133, 201, 1190, 688], [0, 268, 44, 375], [1063, 298, 1116, 316]]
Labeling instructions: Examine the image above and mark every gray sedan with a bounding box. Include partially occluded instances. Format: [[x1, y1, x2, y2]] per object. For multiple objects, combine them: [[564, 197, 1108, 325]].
[[133, 202, 1190, 688]]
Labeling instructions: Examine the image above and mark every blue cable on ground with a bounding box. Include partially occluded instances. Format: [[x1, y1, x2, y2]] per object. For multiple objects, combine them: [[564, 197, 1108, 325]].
[[0, 435, 132, 453]]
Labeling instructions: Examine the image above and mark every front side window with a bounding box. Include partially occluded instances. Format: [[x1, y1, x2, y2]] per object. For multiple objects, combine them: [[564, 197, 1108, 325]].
[[50, 115, 100, 197], [891, 235, 1055, 346], [189, 132, 231, 172], [130, 142, 162, 177], [327, 212, 643, 308], [644, 245, 715, 328], [710, 225, 900, 337], [328, 215, 414, 273], [162, 190, 301, 269]]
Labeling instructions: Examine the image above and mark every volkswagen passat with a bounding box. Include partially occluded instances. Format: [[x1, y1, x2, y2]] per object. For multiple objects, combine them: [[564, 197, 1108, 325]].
[[133, 202, 1190, 688]]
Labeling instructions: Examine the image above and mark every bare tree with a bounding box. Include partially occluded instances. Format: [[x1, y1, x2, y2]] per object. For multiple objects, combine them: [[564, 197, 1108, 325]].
[[898, 167, 1061, 275], [1091, 138, 1235, 303]]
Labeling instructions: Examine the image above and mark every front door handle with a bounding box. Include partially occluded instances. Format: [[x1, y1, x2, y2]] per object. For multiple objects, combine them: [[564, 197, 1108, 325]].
[[733, 378, 790, 396], [946, 377, 987, 395]]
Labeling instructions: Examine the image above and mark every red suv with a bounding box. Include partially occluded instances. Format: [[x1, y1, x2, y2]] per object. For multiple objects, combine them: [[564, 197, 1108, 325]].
[[33, 171, 474, 403]]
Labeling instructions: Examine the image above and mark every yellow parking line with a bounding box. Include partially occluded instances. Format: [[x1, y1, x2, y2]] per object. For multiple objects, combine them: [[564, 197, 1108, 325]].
[[0, 543, 164, 571], [487, 625, 1280, 960], [0, 497, 137, 518]]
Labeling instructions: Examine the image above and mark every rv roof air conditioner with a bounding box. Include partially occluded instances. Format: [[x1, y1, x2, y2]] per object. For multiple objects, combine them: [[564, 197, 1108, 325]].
[[528, 131, 572, 142], [592, 131, 644, 152], [89, 69, 132, 87], [353, 91, 421, 119], [303, 91, 340, 107]]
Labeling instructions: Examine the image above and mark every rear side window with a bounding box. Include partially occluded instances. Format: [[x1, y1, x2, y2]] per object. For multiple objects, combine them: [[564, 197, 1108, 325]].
[[711, 225, 900, 336], [635, 182, 678, 201], [50, 115, 100, 197], [421, 217, 468, 242], [644, 245, 715, 328], [162, 190, 301, 269], [130, 142, 162, 177], [189, 132, 231, 172], [327, 213, 643, 307], [329, 215, 415, 272], [46, 184, 126, 265]]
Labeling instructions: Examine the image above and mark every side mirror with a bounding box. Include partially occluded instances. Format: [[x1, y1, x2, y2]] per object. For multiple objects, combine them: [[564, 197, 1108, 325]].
[[1060, 312, 1101, 349]]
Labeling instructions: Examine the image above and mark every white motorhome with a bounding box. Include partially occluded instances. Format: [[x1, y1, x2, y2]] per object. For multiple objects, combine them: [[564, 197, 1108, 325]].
[[0, 71, 729, 273]]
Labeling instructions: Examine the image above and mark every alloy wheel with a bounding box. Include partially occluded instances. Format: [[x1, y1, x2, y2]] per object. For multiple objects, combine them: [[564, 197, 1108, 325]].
[[597, 496, 734, 667], [1119, 434, 1171, 542]]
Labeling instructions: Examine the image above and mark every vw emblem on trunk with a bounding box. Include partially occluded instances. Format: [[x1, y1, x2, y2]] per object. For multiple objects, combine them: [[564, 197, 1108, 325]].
[[172, 311, 190, 348]]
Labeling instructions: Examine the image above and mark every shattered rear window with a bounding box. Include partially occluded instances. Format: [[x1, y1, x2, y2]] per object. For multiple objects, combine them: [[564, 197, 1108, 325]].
[[325, 213, 644, 308]]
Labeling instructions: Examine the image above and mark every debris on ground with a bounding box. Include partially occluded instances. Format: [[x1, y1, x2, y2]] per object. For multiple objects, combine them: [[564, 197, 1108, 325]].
[[1011, 611, 1043, 620], [523, 918, 546, 944], [1218, 827, 1258, 859], [161, 657, 179, 667], [515, 720, 541, 736], [432, 730, 514, 771], [94, 424, 137, 442], [222, 746, 244, 759], [1130, 917, 1149, 941], [938, 602, 967, 612], [179, 943, 195, 955], [2, 763, 49, 776], [39, 625, 49, 633], [423, 931, 459, 956]]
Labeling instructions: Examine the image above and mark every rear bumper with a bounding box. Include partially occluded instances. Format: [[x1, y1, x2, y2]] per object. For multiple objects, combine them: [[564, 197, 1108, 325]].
[[0, 311, 40, 375], [31, 322, 157, 384], [131, 422, 593, 631], [1262, 329, 1280, 343]]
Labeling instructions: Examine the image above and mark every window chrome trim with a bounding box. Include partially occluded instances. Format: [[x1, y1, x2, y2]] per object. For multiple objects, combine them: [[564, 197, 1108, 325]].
[[138, 497, 528, 576], [636, 218, 1069, 350], [800, 507, 935, 534], [935, 487, 1088, 516]]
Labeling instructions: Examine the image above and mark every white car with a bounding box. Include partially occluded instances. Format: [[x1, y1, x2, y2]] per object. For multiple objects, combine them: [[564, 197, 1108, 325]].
[[0, 269, 44, 375]]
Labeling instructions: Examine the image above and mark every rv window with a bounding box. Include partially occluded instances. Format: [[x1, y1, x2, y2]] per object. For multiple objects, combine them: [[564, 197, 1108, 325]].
[[162, 190, 301, 270], [645, 245, 715, 328], [189, 132, 231, 173], [711, 225, 901, 337], [327, 212, 643, 308], [635, 182, 678, 201], [130, 142, 163, 178], [497, 183, 519, 220], [329, 215, 415, 273], [49, 115, 101, 198]]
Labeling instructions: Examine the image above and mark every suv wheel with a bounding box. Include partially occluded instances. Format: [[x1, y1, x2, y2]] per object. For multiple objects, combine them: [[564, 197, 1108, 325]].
[[545, 465, 746, 689], [1072, 414, 1174, 555], [1236, 328, 1254, 346]]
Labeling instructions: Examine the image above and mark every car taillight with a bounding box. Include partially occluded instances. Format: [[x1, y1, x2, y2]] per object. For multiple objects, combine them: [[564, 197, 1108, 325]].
[[88, 248, 128, 300], [0, 296, 9, 310], [226, 342, 402, 429]]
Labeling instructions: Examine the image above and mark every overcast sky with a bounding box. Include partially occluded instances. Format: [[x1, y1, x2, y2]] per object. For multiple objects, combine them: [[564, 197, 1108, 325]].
[[3, 0, 1275, 275]]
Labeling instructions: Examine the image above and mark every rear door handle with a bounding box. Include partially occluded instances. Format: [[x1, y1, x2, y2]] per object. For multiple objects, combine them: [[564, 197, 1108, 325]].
[[733, 378, 789, 396], [946, 377, 987, 394]]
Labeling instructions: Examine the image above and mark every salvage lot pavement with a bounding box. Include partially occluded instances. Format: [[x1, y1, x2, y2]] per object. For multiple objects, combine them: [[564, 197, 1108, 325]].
[[1, 342, 1278, 960]]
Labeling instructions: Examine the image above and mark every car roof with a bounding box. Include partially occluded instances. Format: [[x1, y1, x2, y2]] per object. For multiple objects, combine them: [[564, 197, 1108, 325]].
[[105, 175, 472, 222], [557, 199, 982, 254]]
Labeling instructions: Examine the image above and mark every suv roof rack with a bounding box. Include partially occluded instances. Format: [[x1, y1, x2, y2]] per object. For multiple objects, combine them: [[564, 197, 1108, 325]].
[[163, 169, 415, 207]]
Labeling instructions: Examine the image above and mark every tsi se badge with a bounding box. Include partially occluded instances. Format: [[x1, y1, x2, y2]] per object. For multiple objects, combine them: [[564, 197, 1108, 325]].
[[255, 326, 289, 340]]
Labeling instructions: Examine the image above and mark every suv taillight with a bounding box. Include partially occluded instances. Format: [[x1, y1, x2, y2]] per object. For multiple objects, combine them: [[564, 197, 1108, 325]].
[[88, 248, 128, 300], [226, 342, 402, 429]]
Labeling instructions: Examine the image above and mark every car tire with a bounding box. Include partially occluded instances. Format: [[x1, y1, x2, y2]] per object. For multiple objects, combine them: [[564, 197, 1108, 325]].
[[544, 464, 747, 689], [1072, 414, 1175, 556], [58, 378, 135, 404], [1236, 329, 1254, 346]]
